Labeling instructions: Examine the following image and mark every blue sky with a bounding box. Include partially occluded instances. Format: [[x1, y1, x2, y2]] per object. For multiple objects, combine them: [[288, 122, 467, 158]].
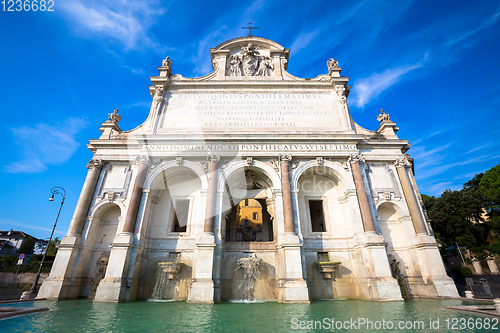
[[1, 0, 499, 240]]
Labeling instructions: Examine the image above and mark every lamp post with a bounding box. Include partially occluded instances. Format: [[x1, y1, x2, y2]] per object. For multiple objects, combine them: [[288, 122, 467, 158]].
[[29, 186, 66, 295], [440, 237, 466, 267]]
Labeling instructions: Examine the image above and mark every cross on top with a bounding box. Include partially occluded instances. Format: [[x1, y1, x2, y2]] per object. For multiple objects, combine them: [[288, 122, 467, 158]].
[[242, 22, 259, 37]]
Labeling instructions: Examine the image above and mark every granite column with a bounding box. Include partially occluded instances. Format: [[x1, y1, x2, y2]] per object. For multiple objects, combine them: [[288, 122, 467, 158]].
[[348, 154, 376, 233], [395, 158, 427, 235]]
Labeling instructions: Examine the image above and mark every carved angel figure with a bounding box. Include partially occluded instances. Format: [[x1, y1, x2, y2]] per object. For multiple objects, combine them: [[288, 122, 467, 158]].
[[228, 55, 242, 76], [256, 56, 274, 76], [108, 108, 122, 123]]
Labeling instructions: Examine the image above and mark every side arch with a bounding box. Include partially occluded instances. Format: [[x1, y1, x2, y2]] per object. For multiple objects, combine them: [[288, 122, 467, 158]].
[[145, 160, 208, 190], [218, 160, 281, 190], [292, 160, 354, 191]]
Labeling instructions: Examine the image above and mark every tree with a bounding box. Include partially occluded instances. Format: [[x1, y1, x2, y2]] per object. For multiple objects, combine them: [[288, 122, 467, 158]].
[[16, 236, 37, 254], [34, 237, 60, 256], [479, 165, 500, 205], [422, 187, 488, 251]]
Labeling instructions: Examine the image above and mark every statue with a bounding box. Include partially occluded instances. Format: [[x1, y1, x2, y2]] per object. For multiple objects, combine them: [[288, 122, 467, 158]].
[[241, 43, 259, 76], [162, 56, 172, 69], [228, 55, 242, 76], [108, 108, 121, 123], [327, 58, 339, 70], [256, 56, 274, 76], [377, 109, 391, 123]]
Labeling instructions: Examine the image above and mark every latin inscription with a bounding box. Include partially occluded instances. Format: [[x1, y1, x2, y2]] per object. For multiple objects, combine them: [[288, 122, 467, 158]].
[[143, 144, 357, 152], [163, 92, 340, 129]]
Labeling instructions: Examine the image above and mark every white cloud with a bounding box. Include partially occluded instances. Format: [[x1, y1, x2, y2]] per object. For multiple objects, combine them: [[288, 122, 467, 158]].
[[0, 219, 66, 236], [5, 117, 89, 174], [290, 30, 320, 56], [351, 61, 423, 108], [59, 0, 167, 50]]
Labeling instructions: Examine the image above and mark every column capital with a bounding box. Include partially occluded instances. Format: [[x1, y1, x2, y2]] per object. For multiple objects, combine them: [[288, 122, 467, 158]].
[[134, 155, 150, 165], [394, 155, 412, 168], [86, 158, 103, 170], [279, 154, 292, 163], [208, 154, 220, 163], [348, 153, 364, 164]]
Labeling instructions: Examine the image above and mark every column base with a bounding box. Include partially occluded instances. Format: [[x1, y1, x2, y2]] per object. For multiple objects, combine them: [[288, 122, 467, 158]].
[[93, 278, 129, 302], [188, 279, 214, 303], [366, 277, 404, 301], [36, 236, 82, 300], [279, 279, 310, 303]]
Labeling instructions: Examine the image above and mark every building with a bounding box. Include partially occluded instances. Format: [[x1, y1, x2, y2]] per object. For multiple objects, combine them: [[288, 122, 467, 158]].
[[38, 36, 459, 302], [0, 229, 37, 255]]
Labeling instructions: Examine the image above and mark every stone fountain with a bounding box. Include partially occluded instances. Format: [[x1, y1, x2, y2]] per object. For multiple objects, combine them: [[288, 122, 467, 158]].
[[235, 253, 263, 301], [315, 261, 340, 279], [150, 253, 185, 301]]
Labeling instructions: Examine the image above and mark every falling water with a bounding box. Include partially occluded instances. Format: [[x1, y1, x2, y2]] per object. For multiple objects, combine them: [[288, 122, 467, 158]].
[[235, 253, 263, 301], [149, 253, 183, 301]]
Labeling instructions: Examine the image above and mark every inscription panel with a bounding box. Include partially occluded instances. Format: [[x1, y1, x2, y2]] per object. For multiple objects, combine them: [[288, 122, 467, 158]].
[[162, 92, 344, 130]]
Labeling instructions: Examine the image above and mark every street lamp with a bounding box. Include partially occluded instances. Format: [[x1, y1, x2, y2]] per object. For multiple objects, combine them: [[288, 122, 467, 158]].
[[440, 237, 466, 267], [29, 186, 66, 295]]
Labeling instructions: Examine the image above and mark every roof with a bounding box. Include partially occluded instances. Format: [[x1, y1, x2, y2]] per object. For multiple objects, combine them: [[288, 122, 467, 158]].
[[0, 230, 38, 240]]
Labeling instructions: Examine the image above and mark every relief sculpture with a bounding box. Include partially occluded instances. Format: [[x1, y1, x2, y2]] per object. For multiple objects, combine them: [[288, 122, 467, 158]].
[[227, 43, 273, 77]]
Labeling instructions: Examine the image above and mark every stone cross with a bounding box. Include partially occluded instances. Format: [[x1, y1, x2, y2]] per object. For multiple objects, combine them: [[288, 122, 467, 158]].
[[242, 22, 259, 37]]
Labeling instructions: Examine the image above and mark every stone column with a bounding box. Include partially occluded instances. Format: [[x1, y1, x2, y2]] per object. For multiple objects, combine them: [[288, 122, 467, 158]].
[[203, 155, 220, 233], [487, 256, 500, 274], [276, 155, 310, 303], [280, 155, 295, 234], [68, 158, 103, 235], [123, 156, 149, 233], [189, 155, 219, 303], [348, 154, 376, 233], [37, 158, 103, 300], [94, 155, 149, 302], [394, 157, 427, 235]]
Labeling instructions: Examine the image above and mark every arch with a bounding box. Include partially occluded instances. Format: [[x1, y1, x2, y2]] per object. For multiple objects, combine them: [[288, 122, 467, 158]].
[[90, 201, 124, 219], [375, 200, 408, 219], [145, 160, 208, 191], [217, 160, 281, 191], [292, 160, 354, 191]]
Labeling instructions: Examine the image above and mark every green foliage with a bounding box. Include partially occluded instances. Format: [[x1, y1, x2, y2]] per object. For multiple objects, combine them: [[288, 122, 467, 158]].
[[16, 236, 37, 254], [450, 266, 473, 277], [35, 237, 61, 256], [423, 187, 487, 251], [479, 165, 500, 205]]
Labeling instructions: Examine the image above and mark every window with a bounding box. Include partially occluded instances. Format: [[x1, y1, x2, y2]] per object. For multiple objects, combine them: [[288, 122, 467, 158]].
[[171, 199, 190, 232], [245, 199, 249, 206], [309, 200, 326, 232], [252, 212, 258, 220]]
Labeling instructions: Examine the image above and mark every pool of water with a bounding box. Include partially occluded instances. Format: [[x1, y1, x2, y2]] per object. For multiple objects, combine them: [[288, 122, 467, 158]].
[[0, 298, 495, 332]]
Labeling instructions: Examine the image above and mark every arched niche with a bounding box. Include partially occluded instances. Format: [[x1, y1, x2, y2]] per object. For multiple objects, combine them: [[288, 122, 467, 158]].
[[147, 166, 202, 237], [377, 202, 406, 249], [220, 165, 276, 243], [296, 165, 345, 237], [85, 203, 121, 299]]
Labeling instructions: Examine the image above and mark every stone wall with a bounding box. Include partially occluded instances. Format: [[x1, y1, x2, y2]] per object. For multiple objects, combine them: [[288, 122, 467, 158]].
[[0, 272, 49, 287]]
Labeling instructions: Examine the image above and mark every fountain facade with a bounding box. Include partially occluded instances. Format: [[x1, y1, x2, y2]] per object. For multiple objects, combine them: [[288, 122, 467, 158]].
[[38, 35, 459, 303]]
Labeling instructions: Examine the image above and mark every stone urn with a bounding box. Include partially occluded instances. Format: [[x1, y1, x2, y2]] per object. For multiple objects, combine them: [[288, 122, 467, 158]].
[[315, 262, 340, 279], [158, 262, 185, 280]]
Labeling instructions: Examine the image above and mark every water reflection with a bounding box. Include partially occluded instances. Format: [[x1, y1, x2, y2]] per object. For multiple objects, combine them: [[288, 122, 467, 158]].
[[0, 299, 494, 332]]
